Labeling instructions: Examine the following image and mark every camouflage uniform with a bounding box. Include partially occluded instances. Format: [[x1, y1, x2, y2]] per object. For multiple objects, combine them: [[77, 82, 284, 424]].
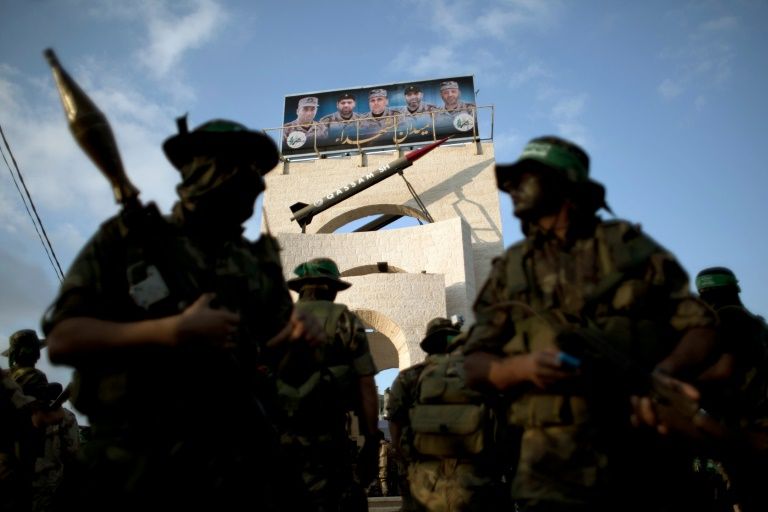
[[435, 102, 476, 137], [358, 109, 399, 140], [42, 119, 304, 511], [282, 118, 328, 147], [30, 405, 79, 512], [279, 258, 378, 512], [387, 319, 505, 512], [695, 268, 768, 511], [465, 137, 717, 511], [319, 111, 363, 143], [0, 369, 36, 512], [387, 361, 426, 511]]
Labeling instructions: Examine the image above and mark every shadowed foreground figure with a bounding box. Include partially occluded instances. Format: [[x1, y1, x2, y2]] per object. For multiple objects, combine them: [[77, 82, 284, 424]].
[[632, 267, 768, 511], [463, 136, 719, 512], [276, 257, 381, 511], [387, 318, 506, 512], [44, 118, 318, 511]]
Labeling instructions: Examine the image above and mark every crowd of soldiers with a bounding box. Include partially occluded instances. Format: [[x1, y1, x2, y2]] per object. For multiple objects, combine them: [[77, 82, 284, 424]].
[[1, 117, 766, 512]]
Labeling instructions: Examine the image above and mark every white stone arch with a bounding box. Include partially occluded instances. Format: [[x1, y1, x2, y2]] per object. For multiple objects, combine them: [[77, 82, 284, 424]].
[[353, 308, 410, 370], [316, 203, 429, 234]]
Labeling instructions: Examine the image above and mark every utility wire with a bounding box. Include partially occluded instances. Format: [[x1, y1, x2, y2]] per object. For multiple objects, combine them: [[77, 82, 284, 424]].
[[0, 122, 65, 282]]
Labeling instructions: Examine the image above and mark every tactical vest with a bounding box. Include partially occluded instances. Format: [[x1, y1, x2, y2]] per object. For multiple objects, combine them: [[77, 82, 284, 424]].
[[275, 300, 357, 434], [499, 220, 664, 429], [408, 351, 491, 459], [68, 206, 290, 423]]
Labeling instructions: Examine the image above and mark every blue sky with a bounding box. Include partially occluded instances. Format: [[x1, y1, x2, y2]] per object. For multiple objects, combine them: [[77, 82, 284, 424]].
[[1, 0, 767, 405]]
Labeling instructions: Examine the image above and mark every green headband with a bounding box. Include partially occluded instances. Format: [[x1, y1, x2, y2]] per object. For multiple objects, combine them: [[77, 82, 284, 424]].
[[696, 273, 739, 291], [518, 141, 589, 182]]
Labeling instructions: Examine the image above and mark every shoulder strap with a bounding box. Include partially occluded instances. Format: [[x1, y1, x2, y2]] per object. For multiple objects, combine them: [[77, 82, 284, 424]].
[[587, 220, 660, 305]]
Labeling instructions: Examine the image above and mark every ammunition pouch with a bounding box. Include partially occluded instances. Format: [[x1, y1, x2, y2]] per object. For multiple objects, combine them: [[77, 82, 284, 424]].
[[409, 352, 492, 459], [410, 403, 487, 457]]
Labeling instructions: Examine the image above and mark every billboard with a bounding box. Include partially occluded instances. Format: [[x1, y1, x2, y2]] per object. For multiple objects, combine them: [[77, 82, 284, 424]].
[[280, 76, 476, 156]]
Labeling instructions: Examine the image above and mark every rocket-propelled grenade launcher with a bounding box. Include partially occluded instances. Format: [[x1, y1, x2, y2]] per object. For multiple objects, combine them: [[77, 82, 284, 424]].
[[290, 135, 451, 228], [44, 48, 140, 206]]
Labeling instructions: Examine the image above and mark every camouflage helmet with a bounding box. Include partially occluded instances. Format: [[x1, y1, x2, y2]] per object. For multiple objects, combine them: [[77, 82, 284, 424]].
[[696, 267, 740, 294], [287, 257, 352, 292], [162, 116, 279, 175], [3, 329, 44, 365], [419, 317, 460, 355]]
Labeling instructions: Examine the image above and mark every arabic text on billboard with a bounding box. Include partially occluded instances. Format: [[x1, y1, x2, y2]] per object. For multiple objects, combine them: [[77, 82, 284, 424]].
[[281, 76, 476, 155]]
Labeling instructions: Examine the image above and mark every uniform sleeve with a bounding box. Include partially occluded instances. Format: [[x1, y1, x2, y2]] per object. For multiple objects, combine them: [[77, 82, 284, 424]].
[[464, 254, 516, 356], [341, 310, 378, 377], [638, 237, 716, 333], [42, 220, 131, 334], [385, 371, 411, 424]]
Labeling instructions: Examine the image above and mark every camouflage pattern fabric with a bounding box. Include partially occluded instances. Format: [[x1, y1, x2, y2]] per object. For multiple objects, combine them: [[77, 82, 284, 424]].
[[387, 359, 505, 512], [282, 119, 328, 145], [465, 219, 717, 511], [0, 369, 36, 512], [42, 207, 299, 511], [386, 364, 424, 511], [318, 111, 362, 143], [30, 407, 79, 512], [357, 109, 398, 139], [701, 305, 768, 511], [276, 299, 377, 512]]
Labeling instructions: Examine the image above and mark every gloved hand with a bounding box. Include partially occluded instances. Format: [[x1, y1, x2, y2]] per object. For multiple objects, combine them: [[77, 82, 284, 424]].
[[356, 429, 384, 486]]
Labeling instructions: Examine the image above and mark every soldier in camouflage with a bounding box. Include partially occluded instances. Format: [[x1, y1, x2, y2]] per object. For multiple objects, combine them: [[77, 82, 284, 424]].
[[3, 330, 48, 390], [16, 375, 79, 512], [0, 366, 64, 512], [283, 96, 328, 150], [278, 257, 380, 512], [397, 85, 438, 138], [319, 93, 362, 144], [44, 117, 319, 511], [358, 89, 398, 141], [635, 267, 768, 511], [434, 81, 476, 137], [388, 318, 505, 512], [463, 135, 719, 511]]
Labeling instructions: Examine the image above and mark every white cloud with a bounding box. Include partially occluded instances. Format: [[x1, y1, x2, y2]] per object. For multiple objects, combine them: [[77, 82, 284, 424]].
[[138, 0, 228, 80], [658, 78, 684, 99], [389, 45, 458, 77], [430, 0, 561, 42], [508, 63, 549, 88]]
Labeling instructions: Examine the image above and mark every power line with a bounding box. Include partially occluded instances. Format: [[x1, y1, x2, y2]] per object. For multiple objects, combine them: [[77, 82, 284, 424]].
[[0, 122, 65, 283]]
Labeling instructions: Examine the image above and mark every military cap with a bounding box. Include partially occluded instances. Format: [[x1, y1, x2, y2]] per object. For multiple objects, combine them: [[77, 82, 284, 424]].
[[495, 135, 599, 190], [338, 93, 355, 102], [419, 317, 460, 355], [439, 81, 459, 91], [404, 85, 422, 94], [369, 88, 388, 99], [696, 267, 740, 293], [287, 257, 352, 292], [298, 97, 319, 109], [2, 329, 44, 358], [163, 116, 279, 175]]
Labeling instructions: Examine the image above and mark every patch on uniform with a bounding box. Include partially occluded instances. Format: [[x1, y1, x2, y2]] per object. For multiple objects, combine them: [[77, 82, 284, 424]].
[[128, 265, 170, 310]]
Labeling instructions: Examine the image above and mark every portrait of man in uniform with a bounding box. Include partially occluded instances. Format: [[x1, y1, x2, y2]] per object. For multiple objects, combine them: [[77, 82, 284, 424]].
[[283, 96, 328, 150]]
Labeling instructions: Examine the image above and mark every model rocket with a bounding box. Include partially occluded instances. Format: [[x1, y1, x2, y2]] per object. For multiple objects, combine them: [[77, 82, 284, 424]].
[[290, 136, 451, 228]]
